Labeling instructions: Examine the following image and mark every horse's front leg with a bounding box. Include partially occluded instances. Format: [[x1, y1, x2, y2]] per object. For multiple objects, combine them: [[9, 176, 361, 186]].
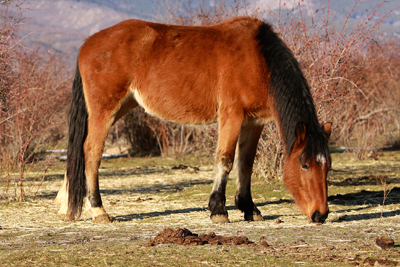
[[236, 124, 264, 221], [209, 108, 244, 223]]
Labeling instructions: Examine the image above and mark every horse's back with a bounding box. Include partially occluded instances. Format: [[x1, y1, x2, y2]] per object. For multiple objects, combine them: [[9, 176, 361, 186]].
[[78, 18, 272, 125]]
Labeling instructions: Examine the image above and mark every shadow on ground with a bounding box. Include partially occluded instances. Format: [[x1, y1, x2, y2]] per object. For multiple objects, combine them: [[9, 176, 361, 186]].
[[113, 199, 292, 222], [329, 174, 400, 186], [330, 209, 400, 222], [35, 178, 214, 200], [100, 179, 213, 196], [111, 188, 400, 222], [328, 187, 400, 206], [328, 187, 400, 222]]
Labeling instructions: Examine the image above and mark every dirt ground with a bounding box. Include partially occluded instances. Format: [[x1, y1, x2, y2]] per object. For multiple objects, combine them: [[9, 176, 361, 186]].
[[1, 152, 400, 266]]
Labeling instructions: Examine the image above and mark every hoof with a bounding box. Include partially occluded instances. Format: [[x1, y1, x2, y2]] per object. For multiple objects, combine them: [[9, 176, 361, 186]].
[[92, 214, 111, 223], [244, 213, 264, 221], [253, 214, 264, 221], [210, 214, 230, 223], [57, 213, 73, 222]]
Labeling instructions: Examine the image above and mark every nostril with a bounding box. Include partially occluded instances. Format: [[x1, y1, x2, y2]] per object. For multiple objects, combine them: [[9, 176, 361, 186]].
[[311, 210, 329, 223]]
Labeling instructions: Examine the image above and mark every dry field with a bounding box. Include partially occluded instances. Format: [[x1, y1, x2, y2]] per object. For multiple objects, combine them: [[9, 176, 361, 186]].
[[1, 152, 400, 266]]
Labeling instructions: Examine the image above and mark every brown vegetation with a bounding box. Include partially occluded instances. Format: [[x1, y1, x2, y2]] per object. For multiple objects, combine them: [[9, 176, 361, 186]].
[[0, 1, 71, 199], [1, 0, 400, 199]]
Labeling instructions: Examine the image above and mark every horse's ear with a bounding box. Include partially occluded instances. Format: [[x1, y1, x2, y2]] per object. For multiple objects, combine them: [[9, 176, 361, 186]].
[[294, 121, 306, 145], [322, 122, 332, 141]]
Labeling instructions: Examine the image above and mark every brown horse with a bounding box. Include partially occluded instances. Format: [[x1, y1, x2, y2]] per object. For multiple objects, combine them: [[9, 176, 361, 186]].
[[55, 17, 332, 224]]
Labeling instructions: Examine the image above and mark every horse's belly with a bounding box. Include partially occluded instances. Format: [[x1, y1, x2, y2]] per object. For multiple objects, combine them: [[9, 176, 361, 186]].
[[132, 88, 218, 125]]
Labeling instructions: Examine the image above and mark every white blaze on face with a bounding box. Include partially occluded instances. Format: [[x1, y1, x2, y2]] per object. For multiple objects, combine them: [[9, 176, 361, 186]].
[[316, 154, 326, 166]]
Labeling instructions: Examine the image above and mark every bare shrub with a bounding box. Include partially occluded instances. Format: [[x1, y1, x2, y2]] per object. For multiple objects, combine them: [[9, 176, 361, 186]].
[[0, 0, 24, 112], [121, 107, 218, 158], [121, 108, 160, 157], [0, 47, 71, 199], [351, 40, 400, 158], [149, 123, 217, 158], [254, 123, 284, 180]]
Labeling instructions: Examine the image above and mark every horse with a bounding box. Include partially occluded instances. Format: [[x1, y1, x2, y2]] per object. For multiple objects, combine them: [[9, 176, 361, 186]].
[[55, 17, 332, 224]]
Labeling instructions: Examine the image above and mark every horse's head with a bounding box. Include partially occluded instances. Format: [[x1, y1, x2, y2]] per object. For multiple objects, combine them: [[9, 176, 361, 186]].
[[283, 122, 332, 223]]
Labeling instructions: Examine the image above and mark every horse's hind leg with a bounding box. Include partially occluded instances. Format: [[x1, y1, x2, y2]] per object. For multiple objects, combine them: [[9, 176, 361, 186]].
[[209, 108, 244, 223], [54, 172, 68, 220], [83, 110, 115, 223], [235, 124, 264, 221]]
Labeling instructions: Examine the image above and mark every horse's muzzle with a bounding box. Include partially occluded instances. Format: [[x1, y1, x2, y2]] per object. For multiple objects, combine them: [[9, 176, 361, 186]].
[[311, 209, 329, 223]]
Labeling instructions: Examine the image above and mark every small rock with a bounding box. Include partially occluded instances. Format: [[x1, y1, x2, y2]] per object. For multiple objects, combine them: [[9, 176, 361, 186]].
[[375, 237, 395, 249], [275, 218, 282, 224]]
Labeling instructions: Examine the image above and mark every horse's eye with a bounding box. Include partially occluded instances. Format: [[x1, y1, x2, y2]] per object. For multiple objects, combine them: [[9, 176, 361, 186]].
[[301, 164, 309, 170]]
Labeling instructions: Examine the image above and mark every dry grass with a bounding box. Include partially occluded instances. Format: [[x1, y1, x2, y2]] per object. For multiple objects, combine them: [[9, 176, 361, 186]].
[[1, 152, 400, 266]]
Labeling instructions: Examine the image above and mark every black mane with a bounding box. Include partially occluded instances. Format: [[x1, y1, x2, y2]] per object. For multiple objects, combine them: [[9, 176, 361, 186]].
[[256, 22, 330, 163]]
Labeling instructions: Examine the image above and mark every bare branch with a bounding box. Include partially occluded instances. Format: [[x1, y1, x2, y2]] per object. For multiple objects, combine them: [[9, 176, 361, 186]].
[[0, 0, 14, 4], [0, 108, 27, 126]]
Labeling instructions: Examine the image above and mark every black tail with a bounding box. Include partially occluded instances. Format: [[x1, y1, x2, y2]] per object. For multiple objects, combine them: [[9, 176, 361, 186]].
[[66, 63, 87, 220]]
